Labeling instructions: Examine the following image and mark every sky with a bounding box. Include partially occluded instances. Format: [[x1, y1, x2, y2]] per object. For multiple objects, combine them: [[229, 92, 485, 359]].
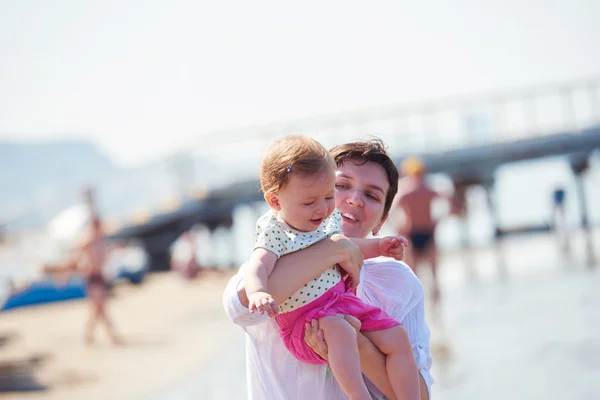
[[1, 0, 599, 167]]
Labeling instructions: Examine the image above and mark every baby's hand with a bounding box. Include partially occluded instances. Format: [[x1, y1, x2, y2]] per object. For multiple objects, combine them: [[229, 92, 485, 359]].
[[249, 291, 279, 317], [378, 236, 409, 261]]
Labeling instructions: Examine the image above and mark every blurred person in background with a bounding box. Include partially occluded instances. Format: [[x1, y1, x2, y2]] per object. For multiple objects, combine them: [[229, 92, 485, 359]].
[[59, 187, 123, 346], [70, 215, 122, 346], [551, 185, 570, 253], [224, 139, 432, 400], [170, 230, 201, 280], [392, 157, 455, 305]]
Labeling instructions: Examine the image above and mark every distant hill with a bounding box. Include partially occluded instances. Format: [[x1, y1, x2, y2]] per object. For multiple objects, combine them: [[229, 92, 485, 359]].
[[0, 139, 264, 233], [0, 140, 116, 227]]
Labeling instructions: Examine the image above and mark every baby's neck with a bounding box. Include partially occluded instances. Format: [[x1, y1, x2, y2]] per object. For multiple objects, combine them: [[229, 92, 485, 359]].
[[274, 211, 313, 233]]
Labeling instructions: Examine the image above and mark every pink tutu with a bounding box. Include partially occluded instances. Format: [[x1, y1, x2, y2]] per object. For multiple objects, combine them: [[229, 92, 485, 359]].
[[275, 280, 401, 365]]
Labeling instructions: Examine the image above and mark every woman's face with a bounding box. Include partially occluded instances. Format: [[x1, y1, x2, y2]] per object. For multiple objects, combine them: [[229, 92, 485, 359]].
[[335, 160, 390, 239]]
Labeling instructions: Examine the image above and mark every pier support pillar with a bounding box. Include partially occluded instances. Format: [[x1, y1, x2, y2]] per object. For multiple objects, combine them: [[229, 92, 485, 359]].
[[570, 152, 596, 268], [452, 181, 470, 249], [484, 178, 507, 277]]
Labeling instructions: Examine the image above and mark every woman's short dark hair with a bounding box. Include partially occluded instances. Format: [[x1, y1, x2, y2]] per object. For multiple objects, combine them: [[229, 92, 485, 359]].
[[329, 138, 399, 219]]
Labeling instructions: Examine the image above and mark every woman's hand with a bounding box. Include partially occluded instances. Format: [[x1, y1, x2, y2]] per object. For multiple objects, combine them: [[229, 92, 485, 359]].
[[304, 315, 361, 361], [331, 234, 363, 289], [304, 319, 328, 360], [265, 234, 364, 305]]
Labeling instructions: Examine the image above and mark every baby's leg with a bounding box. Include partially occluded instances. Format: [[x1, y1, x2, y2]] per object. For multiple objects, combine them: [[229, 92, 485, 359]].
[[363, 325, 420, 400], [343, 315, 361, 331], [336, 316, 397, 400], [356, 332, 397, 400], [319, 316, 371, 400]]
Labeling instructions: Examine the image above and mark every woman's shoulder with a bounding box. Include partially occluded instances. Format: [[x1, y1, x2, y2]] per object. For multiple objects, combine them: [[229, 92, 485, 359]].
[[364, 257, 416, 276], [362, 257, 424, 293]]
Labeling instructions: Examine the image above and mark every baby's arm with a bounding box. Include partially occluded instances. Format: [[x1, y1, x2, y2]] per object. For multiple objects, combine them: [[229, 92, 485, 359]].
[[350, 236, 409, 261], [238, 234, 363, 307], [350, 238, 380, 259], [244, 248, 279, 317]]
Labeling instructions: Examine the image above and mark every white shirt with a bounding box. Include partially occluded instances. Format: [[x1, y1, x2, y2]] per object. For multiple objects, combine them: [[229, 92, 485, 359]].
[[222, 257, 434, 399]]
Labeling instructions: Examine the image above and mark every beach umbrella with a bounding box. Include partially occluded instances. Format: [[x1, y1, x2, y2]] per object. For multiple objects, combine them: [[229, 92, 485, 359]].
[[47, 204, 90, 243], [42, 204, 91, 266]]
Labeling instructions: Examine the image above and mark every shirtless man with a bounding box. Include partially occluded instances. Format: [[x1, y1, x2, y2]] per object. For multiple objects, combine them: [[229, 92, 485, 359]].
[[393, 157, 452, 304]]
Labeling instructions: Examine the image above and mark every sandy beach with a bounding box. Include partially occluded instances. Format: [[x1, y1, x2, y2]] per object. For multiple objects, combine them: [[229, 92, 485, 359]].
[[0, 270, 241, 400], [1, 230, 599, 400]]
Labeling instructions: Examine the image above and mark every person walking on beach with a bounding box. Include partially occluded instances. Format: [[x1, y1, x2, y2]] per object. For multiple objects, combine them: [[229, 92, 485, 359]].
[[67, 188, 122, 346], [392, 156, 453, 305], [74, 216, 122, 345]]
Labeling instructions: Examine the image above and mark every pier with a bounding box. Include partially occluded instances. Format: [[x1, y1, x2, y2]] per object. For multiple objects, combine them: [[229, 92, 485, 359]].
[[104, 77, 600, 271]]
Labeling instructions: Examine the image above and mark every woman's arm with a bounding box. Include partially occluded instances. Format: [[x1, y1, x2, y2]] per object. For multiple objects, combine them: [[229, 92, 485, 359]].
[[237, 234, 363, 307], [401, 305, 433, 400]]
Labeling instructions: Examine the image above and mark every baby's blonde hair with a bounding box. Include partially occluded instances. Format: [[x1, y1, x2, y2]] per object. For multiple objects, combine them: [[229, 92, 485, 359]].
[[260, 135, 335, 194]]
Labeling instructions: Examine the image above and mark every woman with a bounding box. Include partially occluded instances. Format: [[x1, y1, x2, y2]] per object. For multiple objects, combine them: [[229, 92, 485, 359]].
[[223, 139, 433, 399], [71, 216, 122, 346]]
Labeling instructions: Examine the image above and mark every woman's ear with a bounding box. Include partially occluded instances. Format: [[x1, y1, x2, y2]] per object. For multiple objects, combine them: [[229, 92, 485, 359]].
[[372, 214, 388, 236], [265, 192, 282, 211]]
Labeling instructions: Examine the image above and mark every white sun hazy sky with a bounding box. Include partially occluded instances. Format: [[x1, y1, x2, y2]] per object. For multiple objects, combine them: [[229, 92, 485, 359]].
[[1, 0, 599, 167]]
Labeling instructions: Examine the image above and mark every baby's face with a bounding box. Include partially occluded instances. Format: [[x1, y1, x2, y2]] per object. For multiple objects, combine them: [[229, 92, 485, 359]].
[[273, 169, 336, 232]]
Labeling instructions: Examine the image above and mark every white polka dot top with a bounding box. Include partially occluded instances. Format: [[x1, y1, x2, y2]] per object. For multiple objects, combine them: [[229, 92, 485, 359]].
[[254, 209, 344, 313]]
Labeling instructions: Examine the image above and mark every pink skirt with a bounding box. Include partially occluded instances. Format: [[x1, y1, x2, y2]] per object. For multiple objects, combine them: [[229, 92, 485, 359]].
[[275, 280, 401, 365]]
